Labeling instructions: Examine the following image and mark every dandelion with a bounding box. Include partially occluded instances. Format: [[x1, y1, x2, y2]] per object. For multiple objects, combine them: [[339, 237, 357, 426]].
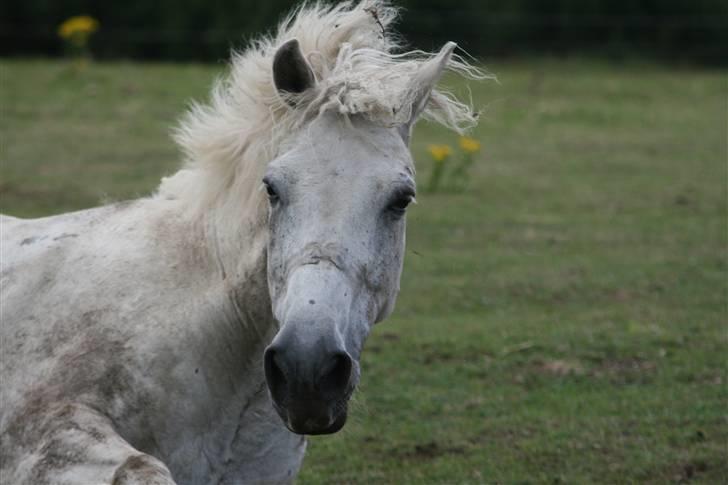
[[425, 137, 483, 193], [427, 144, 452, 162], [426, 144, 452, 192], [58, 15, 99, 64], [58, 16, 99, 42], [450, 137, 482, 189], [459, 136, 481, 154]]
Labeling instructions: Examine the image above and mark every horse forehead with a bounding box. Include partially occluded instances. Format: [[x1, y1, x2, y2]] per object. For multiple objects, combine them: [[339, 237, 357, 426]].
[[293, 115, 410, 174]]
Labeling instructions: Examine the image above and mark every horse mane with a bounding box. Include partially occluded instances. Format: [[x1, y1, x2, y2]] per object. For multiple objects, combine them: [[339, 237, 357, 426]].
[[158, 0, 486, 216]]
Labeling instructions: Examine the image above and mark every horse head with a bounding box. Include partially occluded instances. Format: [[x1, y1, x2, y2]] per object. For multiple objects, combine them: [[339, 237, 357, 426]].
[[262, 39, 457, 434]]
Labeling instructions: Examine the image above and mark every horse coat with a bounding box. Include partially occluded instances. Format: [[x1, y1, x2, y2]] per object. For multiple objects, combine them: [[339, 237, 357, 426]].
[[0, 1, 484, 483]]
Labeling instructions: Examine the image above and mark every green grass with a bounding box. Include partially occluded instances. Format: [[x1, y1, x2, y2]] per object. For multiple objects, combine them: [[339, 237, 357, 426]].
[[1, 58, 726, 483]]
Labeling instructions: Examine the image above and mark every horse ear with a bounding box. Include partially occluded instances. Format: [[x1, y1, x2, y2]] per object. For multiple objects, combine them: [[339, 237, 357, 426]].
[[273, 39, 316, 105], [398, 41, 457, 145]]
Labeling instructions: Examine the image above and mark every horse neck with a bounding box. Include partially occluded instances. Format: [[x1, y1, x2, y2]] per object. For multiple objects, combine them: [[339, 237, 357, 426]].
[[136, 196, 278, 469], [203, 192, 275, 344]]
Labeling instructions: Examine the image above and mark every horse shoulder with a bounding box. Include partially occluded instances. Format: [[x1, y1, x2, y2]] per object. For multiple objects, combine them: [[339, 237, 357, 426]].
[[0, 200, 193, 484]]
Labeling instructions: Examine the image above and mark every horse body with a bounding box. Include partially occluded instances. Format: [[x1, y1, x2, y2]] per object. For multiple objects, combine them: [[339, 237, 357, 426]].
[[1, 202, 304, 483], [1, 1, 482, 483]]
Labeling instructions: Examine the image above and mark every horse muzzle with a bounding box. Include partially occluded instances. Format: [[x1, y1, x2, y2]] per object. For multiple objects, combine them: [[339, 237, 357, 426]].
[[263, 329, 357, 435]]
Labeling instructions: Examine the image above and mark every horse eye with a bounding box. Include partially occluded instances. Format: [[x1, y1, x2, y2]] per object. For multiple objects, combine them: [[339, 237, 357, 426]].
[[263, 179, 279, 202], [388, 192, 414, 215]]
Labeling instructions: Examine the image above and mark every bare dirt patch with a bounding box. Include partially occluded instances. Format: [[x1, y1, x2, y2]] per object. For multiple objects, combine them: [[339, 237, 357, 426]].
[[392, 441, 467, 461]]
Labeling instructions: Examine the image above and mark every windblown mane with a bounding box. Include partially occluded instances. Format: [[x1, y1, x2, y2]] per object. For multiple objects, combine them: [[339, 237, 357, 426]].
[[159, 0, 485, 215]]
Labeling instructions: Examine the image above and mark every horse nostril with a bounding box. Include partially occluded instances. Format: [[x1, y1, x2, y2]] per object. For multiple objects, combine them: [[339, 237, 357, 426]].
[[318, 352, 352, 395], [264, 347, 288, 403]]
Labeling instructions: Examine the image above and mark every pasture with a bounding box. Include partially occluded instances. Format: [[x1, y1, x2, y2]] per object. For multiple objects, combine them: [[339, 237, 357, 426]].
[[1, 59, 725, 483]]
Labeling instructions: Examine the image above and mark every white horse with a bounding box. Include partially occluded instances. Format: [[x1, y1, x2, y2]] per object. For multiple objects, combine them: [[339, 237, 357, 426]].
[[0, 1, 482, 483]]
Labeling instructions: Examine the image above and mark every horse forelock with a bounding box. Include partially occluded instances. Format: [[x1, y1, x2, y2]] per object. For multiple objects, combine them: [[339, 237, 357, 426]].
[[160, 0, 488, 217]]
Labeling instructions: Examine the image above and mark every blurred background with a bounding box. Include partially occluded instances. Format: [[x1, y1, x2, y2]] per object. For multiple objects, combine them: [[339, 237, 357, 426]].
[[2, 0, 727, 63], [1, 1, 726, 484]]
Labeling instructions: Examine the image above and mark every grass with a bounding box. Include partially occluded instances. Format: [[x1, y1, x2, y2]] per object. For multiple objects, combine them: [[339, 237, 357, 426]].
[[1, 58, 726, 483]]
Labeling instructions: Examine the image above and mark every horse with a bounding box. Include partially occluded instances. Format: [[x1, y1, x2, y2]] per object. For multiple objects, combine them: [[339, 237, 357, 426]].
[[0, 1, 482, 483]]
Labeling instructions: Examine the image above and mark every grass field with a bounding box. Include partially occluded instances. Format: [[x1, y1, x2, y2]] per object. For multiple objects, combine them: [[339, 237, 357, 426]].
[[1, 58, 726, 483]]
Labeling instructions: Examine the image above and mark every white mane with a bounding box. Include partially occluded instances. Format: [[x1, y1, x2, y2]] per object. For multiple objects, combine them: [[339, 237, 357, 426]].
[[159, 0, 485, 216]]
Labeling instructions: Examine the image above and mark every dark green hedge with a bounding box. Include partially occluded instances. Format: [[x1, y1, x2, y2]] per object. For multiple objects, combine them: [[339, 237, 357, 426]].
[[2, 0, 726, 63]]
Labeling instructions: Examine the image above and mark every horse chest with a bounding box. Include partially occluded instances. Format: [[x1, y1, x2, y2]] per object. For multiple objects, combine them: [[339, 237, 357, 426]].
[[164, 386, 307, 485]]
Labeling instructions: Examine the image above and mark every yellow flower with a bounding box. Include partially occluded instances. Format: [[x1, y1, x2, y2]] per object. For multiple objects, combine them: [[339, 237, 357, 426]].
[[58, 16, 99, 40], [427, 144, 452, 162], [459, 136, 481, 154]]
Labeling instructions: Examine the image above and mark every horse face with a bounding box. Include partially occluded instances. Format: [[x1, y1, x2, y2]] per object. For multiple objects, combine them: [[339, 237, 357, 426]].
[[262, 113, 414, 435], [260, 37, 456, 435]]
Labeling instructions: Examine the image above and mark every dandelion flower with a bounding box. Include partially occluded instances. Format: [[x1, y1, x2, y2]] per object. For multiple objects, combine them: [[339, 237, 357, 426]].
[[58, 16, 99, 40], [459, 136, 481, 154], [427, 144, 452, 162]]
